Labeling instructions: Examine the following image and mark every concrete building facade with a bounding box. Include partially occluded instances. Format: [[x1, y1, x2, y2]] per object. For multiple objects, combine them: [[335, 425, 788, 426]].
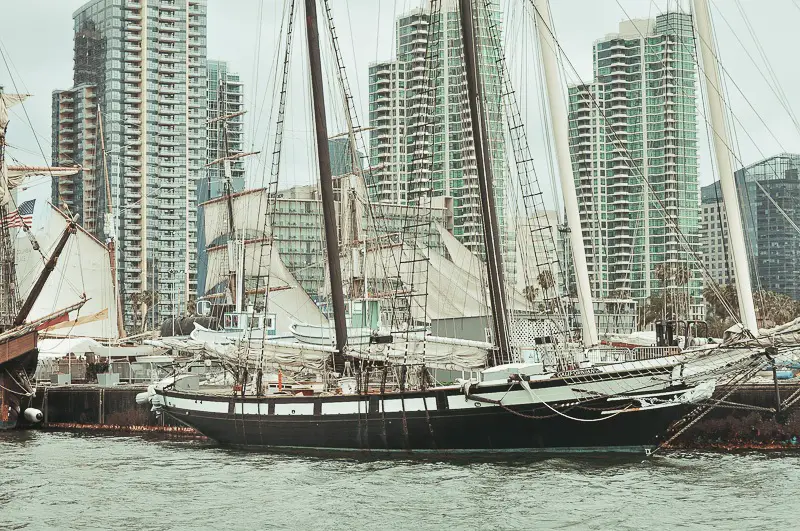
[[52, 84, 101, 234], [367, 1, 506, 258]]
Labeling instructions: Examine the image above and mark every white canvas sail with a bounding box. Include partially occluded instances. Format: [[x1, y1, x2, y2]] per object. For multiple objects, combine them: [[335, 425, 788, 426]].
[[355, 233, 526, 320], [14, 202, 119, 339], [424, 246, 488, 319], [435, 223, 529, 310], [201, 187, 271, 245], [205, 241, 327, 335]]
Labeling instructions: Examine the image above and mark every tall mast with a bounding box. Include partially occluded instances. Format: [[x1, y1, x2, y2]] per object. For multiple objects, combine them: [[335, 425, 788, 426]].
[[97, 110, 126, 338], [0, 87, 27, 331], [221, 105, 242, 312], [459, 0, 511, 362], [305, 0, 348, 353], [205, 107, 254, 312], [14, 220, 77, 326], [692, 0, 759, 335], [533, 0, 598, 347]]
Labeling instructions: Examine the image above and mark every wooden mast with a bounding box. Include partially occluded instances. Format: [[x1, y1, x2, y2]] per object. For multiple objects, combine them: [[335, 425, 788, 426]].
[[459, 0, 511, 363], [14, 220, 77, 326], [97, 110, 126, 338], [305, 0, 348, 355], [204, 106, 258, 312]]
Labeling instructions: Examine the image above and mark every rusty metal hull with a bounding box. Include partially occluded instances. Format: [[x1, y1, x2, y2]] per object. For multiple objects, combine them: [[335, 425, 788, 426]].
[[0, 346, 38, 430]]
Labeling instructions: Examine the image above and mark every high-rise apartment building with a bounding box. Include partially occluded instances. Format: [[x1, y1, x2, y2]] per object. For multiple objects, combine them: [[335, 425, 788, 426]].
[[328, 137, 364, 178], [568, 13, 703, 318], [700, 187, 732, 287], [52, 0, 208, 331], [367, 0, 505, 257], [52, 84, 100, 234], [204, 60, 245, 198], [701, 153, 800, 300]]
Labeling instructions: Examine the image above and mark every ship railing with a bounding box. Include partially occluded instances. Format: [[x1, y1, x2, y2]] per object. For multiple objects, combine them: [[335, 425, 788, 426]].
[[631, 346, 681, 360], [585, 347, 632, 364], [585, 346, 680, 365]]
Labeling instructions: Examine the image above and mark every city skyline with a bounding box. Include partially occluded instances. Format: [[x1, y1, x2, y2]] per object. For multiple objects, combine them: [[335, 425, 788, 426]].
[[367, 0, 506, 257], [2, 0, 796, 212]]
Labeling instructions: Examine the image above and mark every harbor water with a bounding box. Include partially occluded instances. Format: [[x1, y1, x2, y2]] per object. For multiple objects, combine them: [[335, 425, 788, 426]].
[[1, 431, 797, 530]]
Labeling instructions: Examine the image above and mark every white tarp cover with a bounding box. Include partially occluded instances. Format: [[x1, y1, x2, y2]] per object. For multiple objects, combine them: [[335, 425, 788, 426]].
[[14, 202, 119, 339], [37, 336, 104, 359]]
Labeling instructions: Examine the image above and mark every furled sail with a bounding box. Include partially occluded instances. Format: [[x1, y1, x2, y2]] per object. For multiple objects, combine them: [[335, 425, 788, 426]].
[[14, 202, 119, 339], [201, 187, 271, 246], [0, 93, 29, 206]]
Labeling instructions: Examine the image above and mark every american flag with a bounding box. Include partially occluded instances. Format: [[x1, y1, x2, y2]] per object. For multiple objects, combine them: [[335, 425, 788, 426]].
[[1, 199, 35, 229]]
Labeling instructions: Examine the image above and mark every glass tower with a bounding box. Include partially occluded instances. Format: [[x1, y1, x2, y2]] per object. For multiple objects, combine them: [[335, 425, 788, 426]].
[[568, 12, 703, 319], [702, 153, 800, 300]]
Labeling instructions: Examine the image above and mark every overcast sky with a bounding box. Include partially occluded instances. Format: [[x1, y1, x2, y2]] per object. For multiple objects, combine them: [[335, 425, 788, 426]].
[[2, 0, 798, 213]]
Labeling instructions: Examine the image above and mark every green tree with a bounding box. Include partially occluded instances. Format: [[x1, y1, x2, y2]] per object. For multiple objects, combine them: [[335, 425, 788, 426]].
[[537, 270, 555, 293], [703, 284, 800, 335], [130, 290, 159, 333], [523, 285, 539, 304]]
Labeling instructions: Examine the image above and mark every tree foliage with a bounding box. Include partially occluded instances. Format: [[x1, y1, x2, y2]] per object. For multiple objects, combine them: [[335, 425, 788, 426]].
[[523, 285, 539, 304], [703, 284, 800, 335], [129, 290, 159, 333]]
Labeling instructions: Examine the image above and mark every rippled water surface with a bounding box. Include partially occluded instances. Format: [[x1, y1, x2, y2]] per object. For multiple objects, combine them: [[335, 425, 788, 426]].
[[1, 431, 797, 530]]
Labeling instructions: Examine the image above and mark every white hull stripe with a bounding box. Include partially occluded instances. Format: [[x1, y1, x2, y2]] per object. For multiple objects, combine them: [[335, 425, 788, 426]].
[[163, 376, 688, 417]]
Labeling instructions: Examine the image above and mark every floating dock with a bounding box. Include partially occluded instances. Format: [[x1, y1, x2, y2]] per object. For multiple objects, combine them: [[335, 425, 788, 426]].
[[30, 384, 202, 438]]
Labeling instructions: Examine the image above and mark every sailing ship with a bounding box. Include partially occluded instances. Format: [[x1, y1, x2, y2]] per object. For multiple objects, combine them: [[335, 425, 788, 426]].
[[1, 88, 83, 429], [145, 0, 796, 453]]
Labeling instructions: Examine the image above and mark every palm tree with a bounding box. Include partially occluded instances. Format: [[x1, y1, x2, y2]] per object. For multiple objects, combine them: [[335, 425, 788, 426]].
[[130, 290, 159, 333], [186, 295, 198, 316], [537, 270, 556, 312], [673, 263, 690, 318], [523, 285, 539, 304], [537, 270, 555, 294]]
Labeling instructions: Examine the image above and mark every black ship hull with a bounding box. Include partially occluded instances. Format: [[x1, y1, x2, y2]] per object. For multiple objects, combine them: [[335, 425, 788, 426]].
[[158, 383, 691, 454]]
